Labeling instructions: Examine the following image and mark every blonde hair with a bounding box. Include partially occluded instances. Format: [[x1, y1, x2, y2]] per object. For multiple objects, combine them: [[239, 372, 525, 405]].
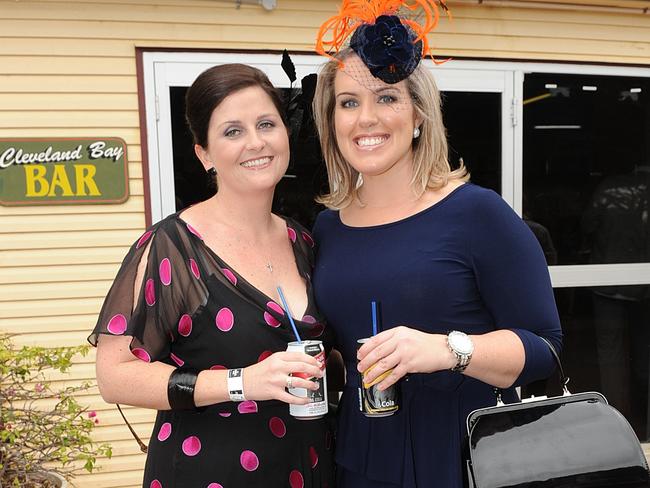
[[313, 48, 469, 210]]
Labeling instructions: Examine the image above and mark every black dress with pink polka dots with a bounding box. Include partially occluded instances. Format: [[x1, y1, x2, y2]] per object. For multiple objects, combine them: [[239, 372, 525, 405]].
[[89, 213, 335, 488]]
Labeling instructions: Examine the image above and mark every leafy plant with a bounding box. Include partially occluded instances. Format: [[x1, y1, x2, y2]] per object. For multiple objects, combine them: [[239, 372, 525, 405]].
[[0, 334, 112, 487]]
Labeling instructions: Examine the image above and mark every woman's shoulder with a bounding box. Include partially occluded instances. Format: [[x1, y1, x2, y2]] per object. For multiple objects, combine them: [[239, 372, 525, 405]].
[[445, 183, 514, 219], [450, 182, 500, 204], [130, 212, 197, 256], [312, 208, 339, 233]]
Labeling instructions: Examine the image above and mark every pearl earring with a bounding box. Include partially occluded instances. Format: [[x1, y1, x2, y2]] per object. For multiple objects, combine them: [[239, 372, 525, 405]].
[[413, 127, 421, 139], [207, 167, 217, 176]]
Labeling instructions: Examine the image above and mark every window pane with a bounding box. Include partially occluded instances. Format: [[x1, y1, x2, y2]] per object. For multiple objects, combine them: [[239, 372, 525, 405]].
[[170, 86, 327, 227], [171, 87, 505, 227], [526, 286, 650, 441], [272, 87, 328, 229], [523, 73, 650, 265], [443, 92, 501, 194], [170, 86, 215, 210]]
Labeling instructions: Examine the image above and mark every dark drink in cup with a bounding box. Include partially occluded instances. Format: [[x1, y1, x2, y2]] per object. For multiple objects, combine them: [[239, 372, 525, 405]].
[[287, 340, 328, 419], [357, 338, 400, 417]]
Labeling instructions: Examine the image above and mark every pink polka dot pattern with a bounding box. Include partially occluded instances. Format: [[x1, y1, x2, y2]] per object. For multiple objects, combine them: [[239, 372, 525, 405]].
[[221, 268, 237, 286], [287, 227, 297, 243], [289, 470, 304, 488], [240, 450, 259, 472], [216, 308, 234, 332], [170, 353, 184, 367], [269, 417, 286, 438], [186, 222, 203, 239], [207, 484, 223, 488], [237, 401, 258, 414], [309, 323, 325, 338], [178, 314, 192, 337], [106, 314, 127, 335], [132, 348, 151, 362], [267, 301, 284, 315], [136, 230, 153, 249], [301, 231, 315, 248], [309, 446, 319, 468], [264, 301, 284, 328], [150, 480, 162, 488], [145, 279, 156, 306], [157, 422, 172, 442], [210, 364, 227, 370], [159, 258, 172, 286], [301, 314, 316, 324], [257, 350, 272, 362], [302, 314, 325, 337], [189, 259, 200, 279], [263, 312, 280, 328], [182, 436, 201, 456]]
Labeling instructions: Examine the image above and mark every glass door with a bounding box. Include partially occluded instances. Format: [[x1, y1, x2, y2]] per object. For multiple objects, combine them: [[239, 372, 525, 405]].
[[518, 65, 650, 439], [142, 53, 514, 226], [432, 62, 515, 201]]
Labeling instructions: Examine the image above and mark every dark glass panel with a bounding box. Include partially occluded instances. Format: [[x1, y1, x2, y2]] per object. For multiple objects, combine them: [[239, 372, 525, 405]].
[[170, 88, 503, 227], [525, 285, 650, 441], [523, 73, 650, 265], [443, 91, 501, 194]]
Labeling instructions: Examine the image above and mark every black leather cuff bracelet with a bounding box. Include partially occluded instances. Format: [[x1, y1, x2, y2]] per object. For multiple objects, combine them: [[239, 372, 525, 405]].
[[167, 367, 199, 410]]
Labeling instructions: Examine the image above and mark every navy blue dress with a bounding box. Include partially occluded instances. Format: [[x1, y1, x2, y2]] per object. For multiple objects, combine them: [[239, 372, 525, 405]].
[[312, 183, 562, 488]]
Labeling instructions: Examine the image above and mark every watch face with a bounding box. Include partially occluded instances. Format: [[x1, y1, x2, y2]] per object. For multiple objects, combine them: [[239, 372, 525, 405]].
[[449, 331, 474, 355]]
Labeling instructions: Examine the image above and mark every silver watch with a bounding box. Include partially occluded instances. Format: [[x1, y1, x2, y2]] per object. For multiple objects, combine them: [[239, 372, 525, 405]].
[[447, 331, 474, 373]]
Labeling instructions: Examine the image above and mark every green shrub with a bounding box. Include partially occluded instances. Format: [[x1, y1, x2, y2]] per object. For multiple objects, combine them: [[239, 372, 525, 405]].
[[0, 334, 112, 487]]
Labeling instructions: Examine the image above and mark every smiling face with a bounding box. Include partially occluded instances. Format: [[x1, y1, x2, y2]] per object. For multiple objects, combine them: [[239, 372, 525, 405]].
[[195, 85, 289, 195], [333, 54, 420, 179]]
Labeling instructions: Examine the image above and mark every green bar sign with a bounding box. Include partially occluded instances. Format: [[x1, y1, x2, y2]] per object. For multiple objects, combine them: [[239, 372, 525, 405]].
[[0, 137, 129, 206]]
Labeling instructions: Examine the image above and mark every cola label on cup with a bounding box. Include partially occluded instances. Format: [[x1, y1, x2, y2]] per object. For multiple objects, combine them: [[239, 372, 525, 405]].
[[357, 338, 400, 417]]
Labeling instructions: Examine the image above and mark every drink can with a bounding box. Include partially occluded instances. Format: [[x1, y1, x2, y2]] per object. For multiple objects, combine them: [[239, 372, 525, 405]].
[[286, 340, 328, 420], [357, 338, 400, 417]]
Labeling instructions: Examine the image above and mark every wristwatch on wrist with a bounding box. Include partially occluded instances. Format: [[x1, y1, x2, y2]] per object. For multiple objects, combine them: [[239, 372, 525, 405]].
[[447, 331, 474, 373]]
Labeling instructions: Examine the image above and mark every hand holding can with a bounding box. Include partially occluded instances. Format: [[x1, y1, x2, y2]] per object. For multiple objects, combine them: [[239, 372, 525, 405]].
[[357, 338, 400, 417], [287, 340, 328, 419]]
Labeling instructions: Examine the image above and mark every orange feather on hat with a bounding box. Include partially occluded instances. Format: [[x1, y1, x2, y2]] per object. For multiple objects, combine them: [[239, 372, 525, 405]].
[[315, 0, 450, 66]]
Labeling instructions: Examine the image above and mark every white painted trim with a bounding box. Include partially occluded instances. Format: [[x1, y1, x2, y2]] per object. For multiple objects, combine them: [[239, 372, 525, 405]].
[[154, 62, 177, 221], [501, 71, 515, 205], [513, 70, 525, 216], [142, 53, 162, 222], [549, 264, 650, 288]]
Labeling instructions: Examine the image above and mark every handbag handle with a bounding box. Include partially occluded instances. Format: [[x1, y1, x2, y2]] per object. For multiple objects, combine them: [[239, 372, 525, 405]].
[[493, 336, 570, 406], [538, 336, 571, 396]]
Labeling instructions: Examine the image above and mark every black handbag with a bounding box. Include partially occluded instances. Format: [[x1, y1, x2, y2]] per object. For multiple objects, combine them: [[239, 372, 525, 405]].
[[464, 339, 650, 487]]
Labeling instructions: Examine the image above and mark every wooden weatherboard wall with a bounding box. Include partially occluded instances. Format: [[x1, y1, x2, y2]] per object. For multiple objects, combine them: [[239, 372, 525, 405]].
[[0, 1, 648, 487]]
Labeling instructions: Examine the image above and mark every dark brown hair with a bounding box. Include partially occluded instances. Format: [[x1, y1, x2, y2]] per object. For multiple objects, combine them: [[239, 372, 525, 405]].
[[185, 63, 287, 148]]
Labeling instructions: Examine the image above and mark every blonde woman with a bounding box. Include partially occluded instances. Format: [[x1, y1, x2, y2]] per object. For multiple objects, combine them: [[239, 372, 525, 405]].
[[310, 3, 563, 487]]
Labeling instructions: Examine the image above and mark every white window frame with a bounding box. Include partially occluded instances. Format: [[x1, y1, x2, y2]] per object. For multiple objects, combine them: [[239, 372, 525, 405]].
[[141, 52, 650, 289]]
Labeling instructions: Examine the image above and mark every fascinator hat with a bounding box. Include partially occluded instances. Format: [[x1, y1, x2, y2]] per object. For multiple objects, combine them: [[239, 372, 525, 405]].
[[315, 0, 449, 85]]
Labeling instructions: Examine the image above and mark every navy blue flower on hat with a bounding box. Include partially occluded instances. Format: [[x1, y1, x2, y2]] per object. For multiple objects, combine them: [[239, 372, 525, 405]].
[[350, 15, 423, 84]]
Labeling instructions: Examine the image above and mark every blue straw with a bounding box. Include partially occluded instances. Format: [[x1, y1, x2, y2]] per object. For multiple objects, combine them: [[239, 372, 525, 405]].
[[277, 286, 302, 343], [371, 301, 378, 336]]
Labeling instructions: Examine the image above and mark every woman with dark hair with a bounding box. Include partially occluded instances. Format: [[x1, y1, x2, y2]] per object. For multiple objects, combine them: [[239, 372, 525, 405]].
[[310, 2, 563, 486], [90, 64, 334, 488]]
